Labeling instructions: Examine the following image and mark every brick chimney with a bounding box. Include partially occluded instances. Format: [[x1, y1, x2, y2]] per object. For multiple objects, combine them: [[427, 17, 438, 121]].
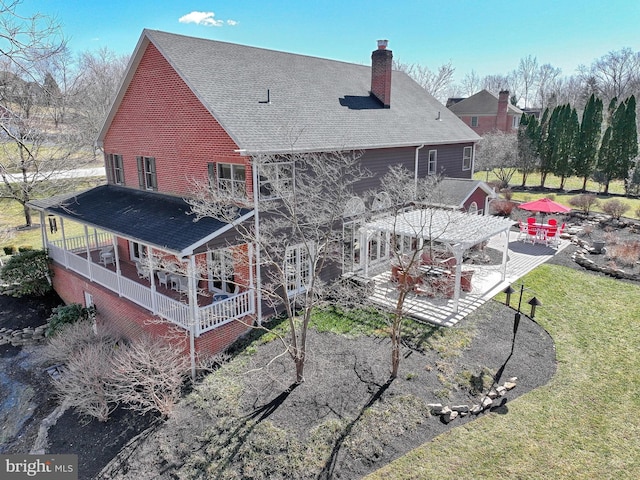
[[497, 90, 509, 131], [371, 40, 392, 108]]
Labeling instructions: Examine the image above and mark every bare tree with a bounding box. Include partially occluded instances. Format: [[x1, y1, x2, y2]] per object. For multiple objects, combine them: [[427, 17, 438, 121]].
[[579, 48, 640, 103], [536, 63, 562, 111], [475, 131, 518, 188], [460, 70, 481, 96], [517, 55, 539, 108], [71, 48, 130, 159], [394, 60, 456, 103], [188, 151, 369, 384]]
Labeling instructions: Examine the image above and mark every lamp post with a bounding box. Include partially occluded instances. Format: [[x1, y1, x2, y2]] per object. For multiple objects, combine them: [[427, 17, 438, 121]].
[[502, 283, 542, 355]]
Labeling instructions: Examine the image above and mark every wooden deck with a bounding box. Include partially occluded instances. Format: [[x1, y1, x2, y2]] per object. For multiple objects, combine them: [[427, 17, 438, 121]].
[[367, 231, 570, 327]]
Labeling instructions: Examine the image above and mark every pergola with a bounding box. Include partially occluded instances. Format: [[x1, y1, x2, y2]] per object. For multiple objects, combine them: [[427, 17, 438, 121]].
[[363, 208, 515, 311]]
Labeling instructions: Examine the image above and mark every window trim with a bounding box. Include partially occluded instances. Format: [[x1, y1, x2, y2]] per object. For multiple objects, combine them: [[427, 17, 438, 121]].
[[462, 146, 473, 171], [258, 161, 294, 200], [427, 149, 437, 175], [216, 162, 247, 198], [284, 243, 312, 297], [471, 116, 478, 127], [136, 156, 157, 191]]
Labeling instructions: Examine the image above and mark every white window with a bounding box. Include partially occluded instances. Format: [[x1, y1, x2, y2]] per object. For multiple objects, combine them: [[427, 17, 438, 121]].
[[136, 156, 157, 191], [217, 163, 246, 198], [129, 241, 147, 261], [343, 221, 362, 273], [259, 162, 293, 200], [106, 154, 124, 185], [471, 116, 478, 127], [462, 146, 473, 171], [208, 248, 236, 294], [428, 150, 437, 175], [512, 116, 520, 129], [284, 244, 312, 296], [468, 201, 479, 215]]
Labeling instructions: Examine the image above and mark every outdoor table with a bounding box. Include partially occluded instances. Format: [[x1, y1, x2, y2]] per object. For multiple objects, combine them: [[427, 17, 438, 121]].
[[533, 223, 553, 243]]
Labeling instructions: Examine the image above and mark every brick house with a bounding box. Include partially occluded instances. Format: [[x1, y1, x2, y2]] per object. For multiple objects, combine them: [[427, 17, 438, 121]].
[[447, 89, 523, 135], [29, 30, 482, 364]]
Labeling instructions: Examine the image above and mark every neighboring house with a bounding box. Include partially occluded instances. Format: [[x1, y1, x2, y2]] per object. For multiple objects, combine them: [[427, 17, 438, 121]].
[[29, 30, 480, 362], [447, 89, 523, 135], [428, 178, 498, 214]]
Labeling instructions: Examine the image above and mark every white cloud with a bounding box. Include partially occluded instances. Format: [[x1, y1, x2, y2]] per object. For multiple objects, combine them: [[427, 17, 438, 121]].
[[179, 11, 224, 27], [226, 20, 238, 26]]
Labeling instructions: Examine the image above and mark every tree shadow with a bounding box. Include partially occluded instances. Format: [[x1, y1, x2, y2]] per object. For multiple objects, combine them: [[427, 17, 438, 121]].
[[318, 376, 394, 480], [207, 382, 299, 477]]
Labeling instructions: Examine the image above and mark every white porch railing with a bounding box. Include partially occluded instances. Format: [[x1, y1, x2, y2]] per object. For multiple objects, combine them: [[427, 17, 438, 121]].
[[198, 291, 255, 335], [50, 232, 111, 253], [47, 243, 255, 336]]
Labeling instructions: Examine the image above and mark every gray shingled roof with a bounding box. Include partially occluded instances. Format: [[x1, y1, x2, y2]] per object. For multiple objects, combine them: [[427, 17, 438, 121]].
[[430, 178, 496, 208], [99, 30, 479, 154], [29, 186, 253, 255], [447, 89, 523, 116]]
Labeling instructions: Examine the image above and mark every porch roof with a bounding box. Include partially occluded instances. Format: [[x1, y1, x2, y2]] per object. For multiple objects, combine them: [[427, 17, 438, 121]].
[[365, 208, 515, 250], [29, 185, 253, 256]]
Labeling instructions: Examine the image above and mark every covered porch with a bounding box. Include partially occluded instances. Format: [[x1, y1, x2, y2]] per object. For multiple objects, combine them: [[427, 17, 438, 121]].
[[360, 207, 515, 318], [29, 185, 257, 337]]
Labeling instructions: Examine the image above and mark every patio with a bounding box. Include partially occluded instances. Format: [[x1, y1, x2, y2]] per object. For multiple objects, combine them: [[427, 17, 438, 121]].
[[367, 230, 570, 326]]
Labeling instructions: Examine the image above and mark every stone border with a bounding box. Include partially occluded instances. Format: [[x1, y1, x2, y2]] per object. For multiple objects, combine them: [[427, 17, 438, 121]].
[[0, 324, 48, 346], [428, 377, 518, 423]]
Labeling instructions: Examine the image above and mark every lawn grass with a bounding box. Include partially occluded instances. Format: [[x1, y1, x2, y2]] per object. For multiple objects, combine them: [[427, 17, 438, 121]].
[[365, 264, 640, 479]]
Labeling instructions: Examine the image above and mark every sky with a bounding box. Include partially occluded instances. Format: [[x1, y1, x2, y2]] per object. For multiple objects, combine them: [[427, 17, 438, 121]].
[[19, 0, 640, 85]]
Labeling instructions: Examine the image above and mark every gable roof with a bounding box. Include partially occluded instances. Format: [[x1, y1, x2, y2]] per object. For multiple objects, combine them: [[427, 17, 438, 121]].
[[447, 89, 523, 116], [430, 178, 497, 209], [98, 30, 479, 155], [29, 186, 253, 256]]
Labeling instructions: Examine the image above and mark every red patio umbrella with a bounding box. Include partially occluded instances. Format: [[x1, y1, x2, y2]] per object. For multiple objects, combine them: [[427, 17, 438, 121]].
[[518, 197, 571, 214], [518, 197, 571, 221]]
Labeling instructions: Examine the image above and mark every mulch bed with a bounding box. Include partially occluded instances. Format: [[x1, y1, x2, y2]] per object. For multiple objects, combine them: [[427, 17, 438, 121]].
[[1, 213, 638, 480]]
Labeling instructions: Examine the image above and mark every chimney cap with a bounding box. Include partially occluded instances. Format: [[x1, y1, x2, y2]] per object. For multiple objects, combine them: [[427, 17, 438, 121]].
[[377, 39, 389, 50]]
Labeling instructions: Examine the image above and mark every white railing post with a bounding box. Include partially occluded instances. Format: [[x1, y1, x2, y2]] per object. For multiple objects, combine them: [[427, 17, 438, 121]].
[[83, 224, 94, 281], [187, 255, 198, 380], [60, 218, 69, 268]]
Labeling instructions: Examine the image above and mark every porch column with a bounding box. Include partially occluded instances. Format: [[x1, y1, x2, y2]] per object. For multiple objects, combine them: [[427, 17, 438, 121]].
[[39, 211, 47, 250], [451, 246, 465, 313], [501, 231, 509, 280], [83, 224, 93, 281], [60, 217, 69, 268], [147, 245, 157, 313], [187, 255, 198, 380], [113, 235, 123, 296]]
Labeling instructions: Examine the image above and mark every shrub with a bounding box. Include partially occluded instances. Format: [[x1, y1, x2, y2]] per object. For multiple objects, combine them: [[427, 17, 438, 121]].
[[635, 207, 640, 219], [3, 246, 15, 255], [18, 245, 33, 252], [489, 199, 516, 217], [107, 336, 189, 417], [46, 303, 97, 337], [606, 241, 640, 267], [52, 340, 117, 422], [569, 194, 599, 214], [0, 249, 52, 296], [501, 188, 513, 201], [602, 199, 630, 219]]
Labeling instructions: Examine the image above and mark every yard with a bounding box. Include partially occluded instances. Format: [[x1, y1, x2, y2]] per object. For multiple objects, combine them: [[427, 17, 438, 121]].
[[366, 263, 640, 479]]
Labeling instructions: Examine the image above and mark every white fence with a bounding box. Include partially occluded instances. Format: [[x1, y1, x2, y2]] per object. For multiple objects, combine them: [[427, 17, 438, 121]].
[[47, 243, 255, 336]]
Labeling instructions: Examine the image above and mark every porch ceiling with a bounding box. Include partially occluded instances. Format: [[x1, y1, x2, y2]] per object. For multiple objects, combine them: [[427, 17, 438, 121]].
[[365, 208, 515, 250], [29, 185, 253, 255]]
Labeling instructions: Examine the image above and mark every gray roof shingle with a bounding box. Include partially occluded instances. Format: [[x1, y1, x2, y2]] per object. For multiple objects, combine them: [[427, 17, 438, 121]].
[[447, 89, 523, 116], [100, 30, 479, 154]]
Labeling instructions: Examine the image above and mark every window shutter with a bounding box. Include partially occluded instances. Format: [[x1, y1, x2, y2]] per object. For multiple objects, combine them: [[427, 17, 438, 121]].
[[207, 162, 215, 188], [136, 156, 144, 188], [105, 154, 113, 184]]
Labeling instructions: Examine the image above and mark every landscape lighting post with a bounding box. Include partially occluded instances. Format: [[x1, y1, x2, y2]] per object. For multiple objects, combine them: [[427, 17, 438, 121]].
[[502, 283, 542, 354]]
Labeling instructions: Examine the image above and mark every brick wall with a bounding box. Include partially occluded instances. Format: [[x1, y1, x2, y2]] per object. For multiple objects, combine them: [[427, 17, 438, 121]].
[[51, 264, 254, 357], [103, 42, 249, 197]]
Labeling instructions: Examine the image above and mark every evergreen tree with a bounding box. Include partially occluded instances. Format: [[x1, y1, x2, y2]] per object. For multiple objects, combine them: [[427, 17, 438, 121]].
[[517, 113, 540, 187], [574, 94, 603, 191], [538, 107, 554, 188], [552, 104, 579, 189]]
